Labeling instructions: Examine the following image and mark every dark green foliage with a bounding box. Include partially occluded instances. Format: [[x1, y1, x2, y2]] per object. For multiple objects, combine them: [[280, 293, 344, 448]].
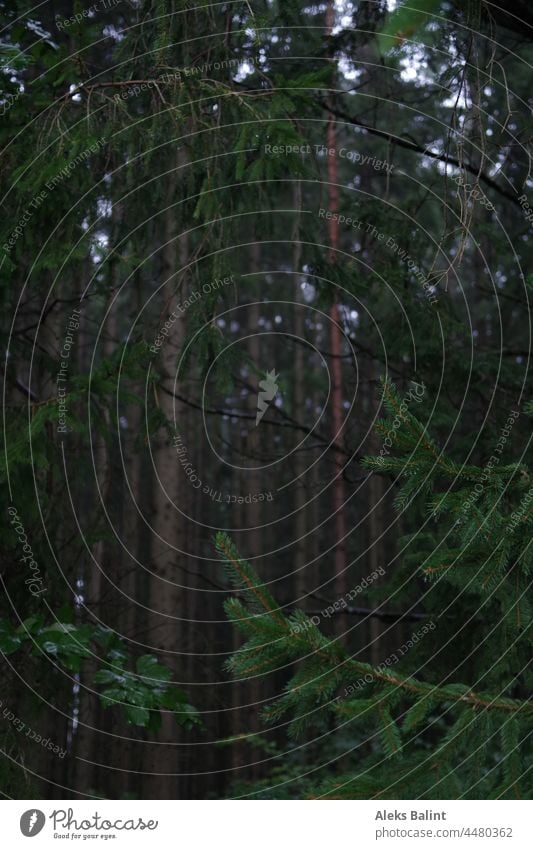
[[219, 382, 532, 798], [0, 617, 200, 730], [1, 0, 531, 802]]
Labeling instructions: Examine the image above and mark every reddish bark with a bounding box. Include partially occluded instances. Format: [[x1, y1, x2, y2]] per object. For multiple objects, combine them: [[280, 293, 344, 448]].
[[326, 0, 348, 616]]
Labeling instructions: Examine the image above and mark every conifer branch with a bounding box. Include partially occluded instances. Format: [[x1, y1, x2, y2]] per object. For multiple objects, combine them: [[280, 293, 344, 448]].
[[219, 535, 532, 716]]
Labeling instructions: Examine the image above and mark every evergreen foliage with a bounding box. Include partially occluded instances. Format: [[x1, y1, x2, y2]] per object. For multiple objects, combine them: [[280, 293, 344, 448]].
[[218, 383, 532, 798], [1, 0, 531, 801]]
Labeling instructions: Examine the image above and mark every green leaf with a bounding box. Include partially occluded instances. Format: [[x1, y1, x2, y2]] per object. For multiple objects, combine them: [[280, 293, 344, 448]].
[[175, 702, 202, 728], [41, 640, 59, 655], [94, 669, 123, 685], [124, 705, 151, 726], [160, 686, 188, 708], [0, 630, 22, 655], [378, 0, 441, 54], [15, 616, 43, 635], [40, 622, 77, 634], [136, 654, 172, 683]]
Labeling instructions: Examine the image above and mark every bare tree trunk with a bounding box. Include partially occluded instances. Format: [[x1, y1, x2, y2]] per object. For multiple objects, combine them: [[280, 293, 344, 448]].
[[144, 148, 189, 798], [326, 0, 348, 630], [71, 257, 103, 796], [292, 182, 308, 605], [367, 364, 387, 666]]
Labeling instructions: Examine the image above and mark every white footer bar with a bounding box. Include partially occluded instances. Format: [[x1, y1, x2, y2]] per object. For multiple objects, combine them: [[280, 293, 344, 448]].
[[2, 799, 530, 848]]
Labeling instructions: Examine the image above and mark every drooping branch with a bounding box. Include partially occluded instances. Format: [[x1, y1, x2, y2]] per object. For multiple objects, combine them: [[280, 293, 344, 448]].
[[219, 535, 531, 715], [319, 101, 521, 206], [156, 381, 360, 458]]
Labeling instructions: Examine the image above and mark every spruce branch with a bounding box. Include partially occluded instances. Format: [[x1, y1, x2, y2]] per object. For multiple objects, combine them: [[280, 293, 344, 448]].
[[218, 536, 532, 716]]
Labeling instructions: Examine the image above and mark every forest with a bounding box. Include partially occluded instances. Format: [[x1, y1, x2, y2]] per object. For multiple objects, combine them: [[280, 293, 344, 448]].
[[0, 0, 532, 801]]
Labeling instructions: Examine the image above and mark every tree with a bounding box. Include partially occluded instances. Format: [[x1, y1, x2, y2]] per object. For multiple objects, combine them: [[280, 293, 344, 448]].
[[219, 385, 532, 797], [1, 0, 531, 800]]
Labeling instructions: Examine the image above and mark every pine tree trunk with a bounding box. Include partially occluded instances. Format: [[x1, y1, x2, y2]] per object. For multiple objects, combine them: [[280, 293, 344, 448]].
[[292, 182, 308, 603], [326, 0, 348, 629], [144, 148, 189, 798]]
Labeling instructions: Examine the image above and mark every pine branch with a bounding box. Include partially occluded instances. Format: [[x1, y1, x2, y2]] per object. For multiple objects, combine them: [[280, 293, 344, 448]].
[[319, 102, 521, 207], [219, 535, 533, 716]]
